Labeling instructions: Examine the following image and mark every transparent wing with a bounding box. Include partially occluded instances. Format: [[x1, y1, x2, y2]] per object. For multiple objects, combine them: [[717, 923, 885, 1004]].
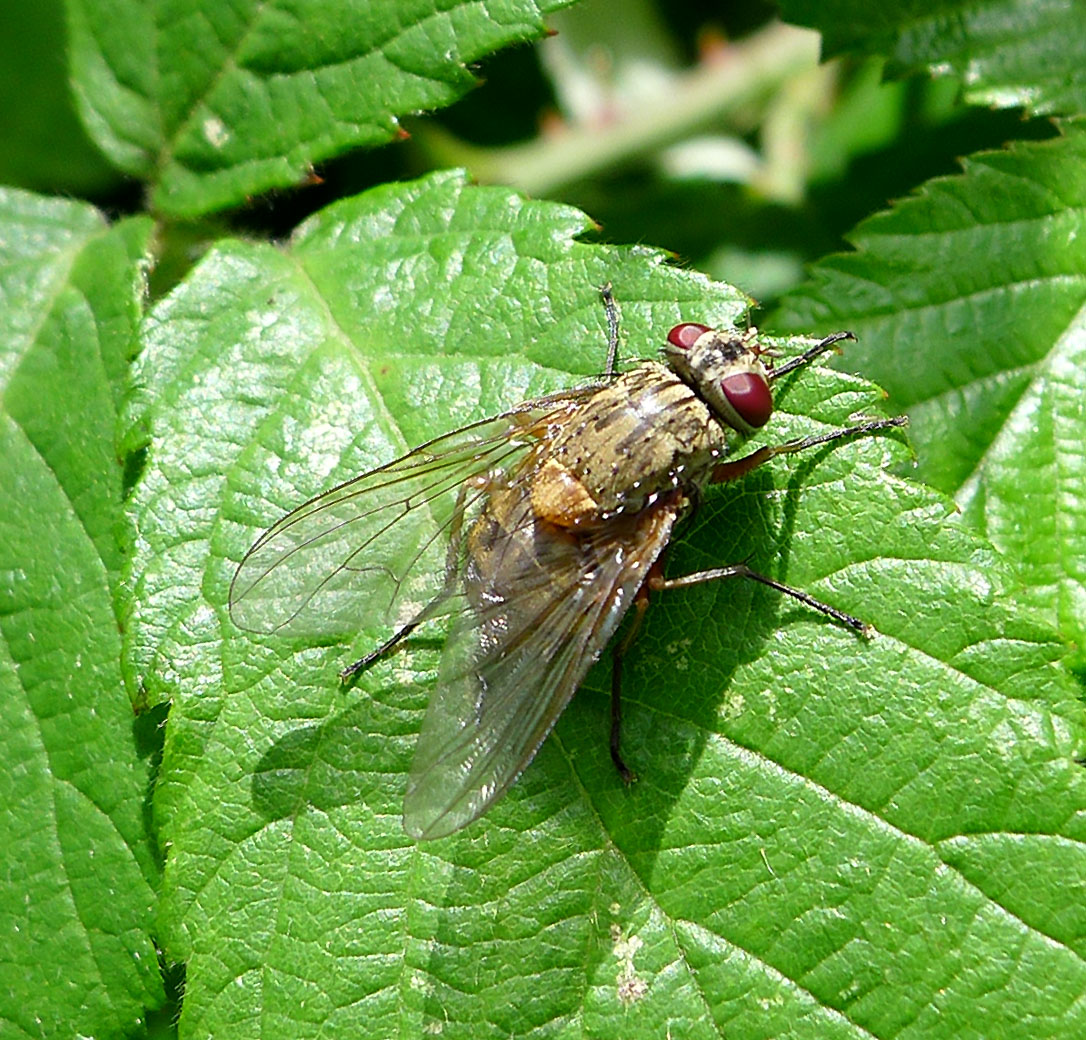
[[403, 486, 682, 839], [229, 392, 589, 639]]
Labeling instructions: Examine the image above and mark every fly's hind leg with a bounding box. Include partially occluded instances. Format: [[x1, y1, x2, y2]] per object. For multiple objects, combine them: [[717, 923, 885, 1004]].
[[610, 552, 874, 781], [339, 478, 480, 681], [657, 564, 873, 636], [609, 561, 663, 784], [600, 283, 621, 380]]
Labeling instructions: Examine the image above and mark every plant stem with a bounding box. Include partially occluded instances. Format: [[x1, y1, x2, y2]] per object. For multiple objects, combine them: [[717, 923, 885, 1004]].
[[414, 22, 823, 197]]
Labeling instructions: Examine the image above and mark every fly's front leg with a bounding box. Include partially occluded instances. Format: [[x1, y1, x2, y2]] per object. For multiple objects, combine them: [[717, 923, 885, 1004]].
[[339, 477, 483, 681], [768, 330, 855, 380], [711, 416, 908, 484]]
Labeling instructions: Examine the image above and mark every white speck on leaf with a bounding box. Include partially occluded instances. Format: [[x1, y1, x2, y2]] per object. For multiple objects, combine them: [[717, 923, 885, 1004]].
[[610, 924, 647, 1005], [720, 690, 745, 720], [203, 116, 229, 147]]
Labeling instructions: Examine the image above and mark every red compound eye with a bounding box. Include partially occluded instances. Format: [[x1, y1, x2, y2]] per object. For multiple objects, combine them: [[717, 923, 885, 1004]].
[[666, 322, 711, 350], [721, 372, 773, 428]]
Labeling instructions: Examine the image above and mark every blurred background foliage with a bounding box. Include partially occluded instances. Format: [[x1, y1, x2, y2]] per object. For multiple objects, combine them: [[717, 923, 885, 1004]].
[[2, 0, 1056, 310]]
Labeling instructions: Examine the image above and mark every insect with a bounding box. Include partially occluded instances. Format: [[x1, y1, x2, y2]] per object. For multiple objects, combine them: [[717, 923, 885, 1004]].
[[230, 286, 907, 839]]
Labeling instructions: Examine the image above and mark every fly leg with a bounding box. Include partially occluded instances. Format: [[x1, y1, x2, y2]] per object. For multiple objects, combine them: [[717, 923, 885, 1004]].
[[609, 560, 665, 783], [654, 563, 872, 636], [768, 330, 855, 380], [695, 413, 909, 636], [711, 416, 908, 485], [600, 282, 620, 379], [339, 478, 480, 681], [607, 550, 866, 785]]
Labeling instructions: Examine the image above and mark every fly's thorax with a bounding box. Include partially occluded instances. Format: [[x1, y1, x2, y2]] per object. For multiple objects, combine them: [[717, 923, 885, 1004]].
[[529, 362, 728, 529], [663, 324, 774, 436]]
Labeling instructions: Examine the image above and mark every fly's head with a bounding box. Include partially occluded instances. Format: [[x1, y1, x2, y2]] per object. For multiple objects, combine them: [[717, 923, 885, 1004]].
[[663, 323, 774, 436]]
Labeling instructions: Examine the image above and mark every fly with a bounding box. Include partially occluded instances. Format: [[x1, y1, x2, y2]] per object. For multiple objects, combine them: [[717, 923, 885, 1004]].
[[229, 286, 907, 839]]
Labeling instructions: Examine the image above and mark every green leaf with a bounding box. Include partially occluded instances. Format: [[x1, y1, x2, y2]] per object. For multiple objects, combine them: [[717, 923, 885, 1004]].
[[771, 126, 1086, 647], [126, 171, 1086, 1037], [780, 0, 1086, 117], [0, 0, 118, 194], [0, 190, 162, 1035], [1, 191, 149, 589], [66, 0, 575, 218]]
